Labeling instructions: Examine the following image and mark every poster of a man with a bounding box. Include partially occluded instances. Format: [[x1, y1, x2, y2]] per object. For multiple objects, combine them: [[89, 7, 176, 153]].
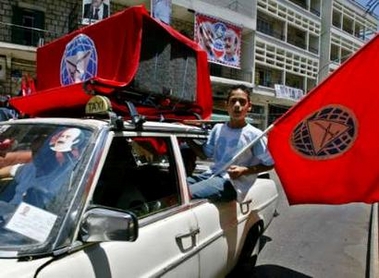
[[195, 13, 242, 69], [197, 21, 216, 58], [223, 29, 240, 63], [50, 128, 82, 153], [82, 0, 110, 25]]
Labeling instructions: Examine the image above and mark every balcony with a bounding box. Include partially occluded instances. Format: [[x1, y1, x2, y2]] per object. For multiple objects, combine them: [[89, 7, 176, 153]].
[[257, 13, 285, 42], [288, 0, 307, 10], [287, 25, 307, 50], [288, 0, 321, 17], [257, 22, 285, 41], [0, 23, 41, 61], [210, 64, 252, 82]]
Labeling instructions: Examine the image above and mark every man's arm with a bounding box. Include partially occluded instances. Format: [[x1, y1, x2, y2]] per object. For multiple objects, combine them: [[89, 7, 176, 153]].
[[0, 151, 32, 168], [0, 165, 13, 179]]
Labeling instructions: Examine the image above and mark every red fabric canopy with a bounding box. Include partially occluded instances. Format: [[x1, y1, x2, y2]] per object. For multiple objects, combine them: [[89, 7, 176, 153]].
[[10, 5, 212, 120]]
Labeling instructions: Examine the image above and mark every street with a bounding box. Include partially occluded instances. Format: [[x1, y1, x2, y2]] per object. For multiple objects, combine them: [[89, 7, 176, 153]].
[[251, 171, 373, 277]]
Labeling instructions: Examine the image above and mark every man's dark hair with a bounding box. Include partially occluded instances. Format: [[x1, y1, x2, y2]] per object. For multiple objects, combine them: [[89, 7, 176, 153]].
[[226, 84, 251, 102]]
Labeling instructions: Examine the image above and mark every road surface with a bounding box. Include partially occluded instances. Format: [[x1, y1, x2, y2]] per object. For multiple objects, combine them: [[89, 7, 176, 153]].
[[251, 171, 375, 278]]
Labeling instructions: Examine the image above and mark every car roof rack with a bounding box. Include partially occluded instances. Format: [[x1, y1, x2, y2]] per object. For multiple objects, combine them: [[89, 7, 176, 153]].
[[83, 78, 204, 128], [125, 100, 145, 130]]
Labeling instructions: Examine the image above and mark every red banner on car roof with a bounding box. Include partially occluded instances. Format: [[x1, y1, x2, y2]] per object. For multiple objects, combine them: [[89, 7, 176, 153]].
[[11, 5, 212, 120]]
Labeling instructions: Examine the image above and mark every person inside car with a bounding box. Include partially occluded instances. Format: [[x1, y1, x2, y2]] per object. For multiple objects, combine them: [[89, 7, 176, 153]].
[[0, 128, 84, 212]]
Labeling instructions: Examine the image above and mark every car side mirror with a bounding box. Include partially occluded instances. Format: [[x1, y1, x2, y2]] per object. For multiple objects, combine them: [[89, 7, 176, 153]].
[[80, 207, 138, 242]]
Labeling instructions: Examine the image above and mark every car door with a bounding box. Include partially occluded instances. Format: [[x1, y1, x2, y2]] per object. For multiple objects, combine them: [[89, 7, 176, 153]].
[[94, 135, 201, 277], [39, 134, 200, 278], [190, 200, 252, 277], [181, 137, 256, 277]]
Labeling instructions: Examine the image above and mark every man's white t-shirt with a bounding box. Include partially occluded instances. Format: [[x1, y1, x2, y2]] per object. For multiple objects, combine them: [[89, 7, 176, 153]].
[[203, 123, 273, 202]]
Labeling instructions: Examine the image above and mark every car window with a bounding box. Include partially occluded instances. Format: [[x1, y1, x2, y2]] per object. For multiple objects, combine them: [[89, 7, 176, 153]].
[[178, 138, 211, 177], [93, 136, 181, 218], [0, 124, 93, 255]]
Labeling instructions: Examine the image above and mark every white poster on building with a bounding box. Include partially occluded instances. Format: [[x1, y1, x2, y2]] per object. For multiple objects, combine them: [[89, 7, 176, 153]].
[[274, 84, 304, 101]]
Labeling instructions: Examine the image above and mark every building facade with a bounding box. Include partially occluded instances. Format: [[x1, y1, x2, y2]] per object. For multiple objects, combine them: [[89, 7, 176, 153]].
[[0, 0, 377, 128]]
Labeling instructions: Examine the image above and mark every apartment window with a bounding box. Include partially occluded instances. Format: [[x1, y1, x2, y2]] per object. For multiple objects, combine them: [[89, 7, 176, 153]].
[[12, 6, 45, 46], [286, 72, 304, 91], [257, 17, 273, 36], [288, 0, 307, 10], [256, 68, 272, 87]]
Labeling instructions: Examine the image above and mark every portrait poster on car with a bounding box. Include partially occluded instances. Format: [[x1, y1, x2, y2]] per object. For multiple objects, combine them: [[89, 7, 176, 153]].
[[82, 0, 110, 25], [151, 0, 172, 25], [194, 13, 242, 69]]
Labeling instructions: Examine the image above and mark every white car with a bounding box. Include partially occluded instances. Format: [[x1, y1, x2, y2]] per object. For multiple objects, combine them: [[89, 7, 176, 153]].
[[0, 96, 278, 277]]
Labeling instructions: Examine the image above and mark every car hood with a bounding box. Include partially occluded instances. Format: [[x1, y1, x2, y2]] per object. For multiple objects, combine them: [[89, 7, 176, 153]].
[[0, 257, 51, 278]]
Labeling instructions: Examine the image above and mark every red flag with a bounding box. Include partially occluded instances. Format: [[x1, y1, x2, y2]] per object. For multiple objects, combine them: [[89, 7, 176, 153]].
[[268, 33, 379, 205], [26, 74, 36, 94], [20, 75, 27, 96]]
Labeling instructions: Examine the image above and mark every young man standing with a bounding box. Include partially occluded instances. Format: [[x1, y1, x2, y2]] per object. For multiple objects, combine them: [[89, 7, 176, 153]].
[[187, 84, 274, 202]]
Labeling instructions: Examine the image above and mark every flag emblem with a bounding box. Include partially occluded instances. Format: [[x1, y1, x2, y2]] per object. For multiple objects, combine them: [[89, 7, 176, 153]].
[[60, 34, 98, 86], [291, 105, 357, 159]]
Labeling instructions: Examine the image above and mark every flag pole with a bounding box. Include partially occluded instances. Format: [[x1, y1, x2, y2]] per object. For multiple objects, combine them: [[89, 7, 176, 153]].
[[210, 123, 275, 178]]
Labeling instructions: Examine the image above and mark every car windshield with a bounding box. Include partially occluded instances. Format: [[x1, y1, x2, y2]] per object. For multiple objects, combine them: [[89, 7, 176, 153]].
[[0, 123, 93, 257]]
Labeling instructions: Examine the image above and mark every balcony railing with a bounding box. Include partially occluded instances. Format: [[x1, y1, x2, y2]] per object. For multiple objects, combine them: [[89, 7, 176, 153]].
[[288, 0, 307, 10], [309, 45, 319, 54], [256, 25, 285, 41], [0, 21, 62, 48], [287, 37, 307, 50], [209, 64, 252, 82], [288, 0, 321, 17], [310, 7, 321, 17]]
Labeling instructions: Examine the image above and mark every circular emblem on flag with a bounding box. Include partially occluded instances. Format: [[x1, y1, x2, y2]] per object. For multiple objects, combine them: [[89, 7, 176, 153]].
[[60, 34, 98, 86], [291, 105, 357, 159]]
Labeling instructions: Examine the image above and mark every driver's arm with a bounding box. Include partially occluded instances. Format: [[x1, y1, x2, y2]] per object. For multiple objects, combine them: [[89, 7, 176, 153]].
[[0, 165, 12, 179], [0, 164, 22, 180]]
